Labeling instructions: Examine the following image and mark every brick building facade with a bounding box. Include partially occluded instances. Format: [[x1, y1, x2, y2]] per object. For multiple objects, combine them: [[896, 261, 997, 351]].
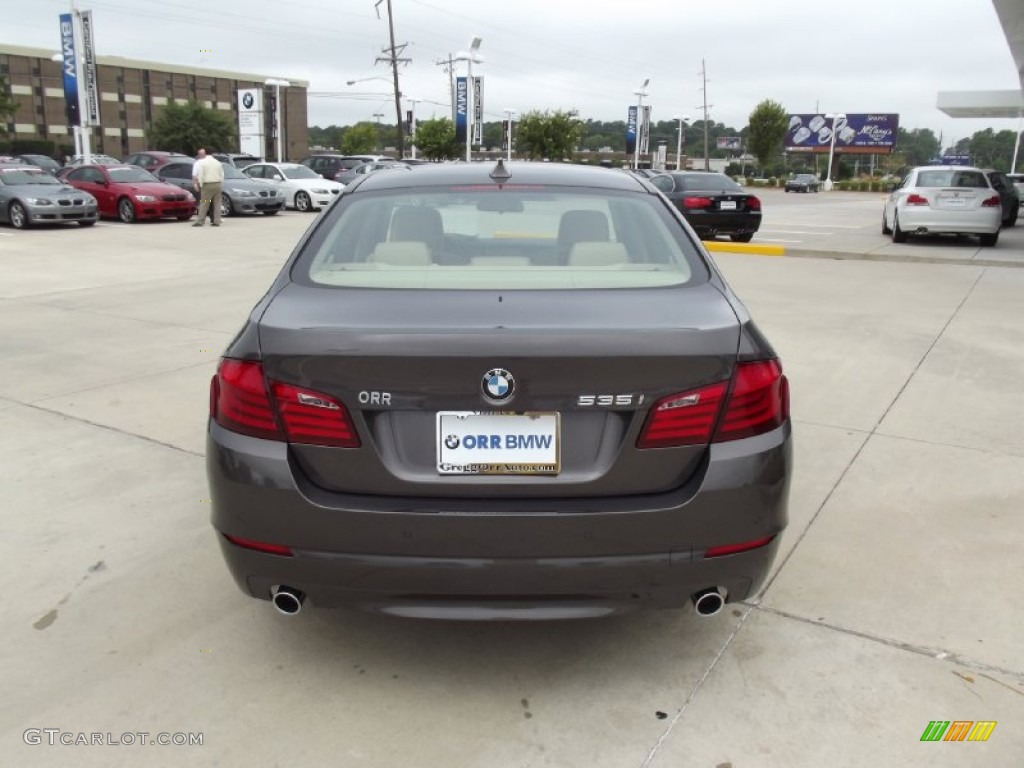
[[0, 44, 307, 161]]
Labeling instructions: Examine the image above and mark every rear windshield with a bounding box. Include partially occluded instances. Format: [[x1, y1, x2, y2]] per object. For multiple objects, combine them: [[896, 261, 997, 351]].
[[915, 170, 989, 188], [298, 186, 703, 290], [672, 174, 742, 193]]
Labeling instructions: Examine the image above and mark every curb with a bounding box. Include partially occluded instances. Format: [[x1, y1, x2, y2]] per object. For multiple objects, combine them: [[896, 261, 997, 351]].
[[702, 242, 785, 256]]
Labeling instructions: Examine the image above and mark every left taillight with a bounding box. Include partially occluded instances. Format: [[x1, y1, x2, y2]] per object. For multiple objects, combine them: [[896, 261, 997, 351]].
[[636, 360, 789, 449], [210, 359, 284, 441], [210, 360, 360, 447]]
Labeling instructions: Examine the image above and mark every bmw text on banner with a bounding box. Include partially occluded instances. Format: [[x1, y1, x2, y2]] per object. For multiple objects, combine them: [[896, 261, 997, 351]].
[[58, 13, 81, 127], [625, 106, 638, 155], [455, 77, 468, 144]]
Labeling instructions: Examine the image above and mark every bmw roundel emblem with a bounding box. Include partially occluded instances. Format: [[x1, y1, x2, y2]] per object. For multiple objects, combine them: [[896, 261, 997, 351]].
[[482, 368, 515, 402], [242, 92, 255, 109]]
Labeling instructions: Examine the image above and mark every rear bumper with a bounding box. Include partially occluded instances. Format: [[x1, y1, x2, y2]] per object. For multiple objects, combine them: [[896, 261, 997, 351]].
[[207, 421, 792, 618], [898, 207, 1000, 235], [680, 210, 761, 236]]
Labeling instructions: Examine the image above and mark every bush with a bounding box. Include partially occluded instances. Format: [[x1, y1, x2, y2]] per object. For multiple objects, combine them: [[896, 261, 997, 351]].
[[745, 177, 754, 186]]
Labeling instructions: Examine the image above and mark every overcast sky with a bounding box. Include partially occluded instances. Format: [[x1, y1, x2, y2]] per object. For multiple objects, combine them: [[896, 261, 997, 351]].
[[10, 0, 1021, 145]]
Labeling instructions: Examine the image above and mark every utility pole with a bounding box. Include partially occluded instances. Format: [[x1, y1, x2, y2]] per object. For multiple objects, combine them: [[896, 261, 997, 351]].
[[374, 0, 410, 157], [436, 54, 457, 122], [698, 59, 712, 171]]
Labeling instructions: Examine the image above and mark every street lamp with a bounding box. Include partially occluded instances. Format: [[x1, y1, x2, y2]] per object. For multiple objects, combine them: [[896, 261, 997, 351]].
[[373, 112, 385, 152], [407, 97, 422, 160], [824, 112, 845, 191], [503, 108, 517, 162], [265, 78, 291, 162], [346, 77, 392, 87], [673, 114, 691, 171], [633, 77, 650, 170], [453, 36, 483, 162]]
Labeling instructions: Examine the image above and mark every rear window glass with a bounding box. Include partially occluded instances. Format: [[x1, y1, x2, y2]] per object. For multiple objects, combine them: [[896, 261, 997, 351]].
[[915, 170, 989, 188], [298, 186, 702, 290], [672, 174, 742, 193]]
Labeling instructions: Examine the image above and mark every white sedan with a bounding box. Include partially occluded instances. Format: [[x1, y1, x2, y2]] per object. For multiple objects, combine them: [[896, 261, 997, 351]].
[[882, 166, 1001, 246], [242, 162, 343, 212]]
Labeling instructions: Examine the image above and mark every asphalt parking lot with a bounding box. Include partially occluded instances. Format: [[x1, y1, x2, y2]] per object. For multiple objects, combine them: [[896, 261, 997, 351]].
[[2, 198, 1022, 767]]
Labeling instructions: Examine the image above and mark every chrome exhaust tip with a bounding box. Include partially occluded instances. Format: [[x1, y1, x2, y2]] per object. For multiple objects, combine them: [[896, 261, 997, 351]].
[[691, 588, 725, 617], [271, 586, 305, 616]]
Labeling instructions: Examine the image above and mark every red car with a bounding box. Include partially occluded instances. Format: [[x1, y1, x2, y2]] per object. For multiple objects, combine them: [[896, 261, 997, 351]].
[[62, 164, 195, 223]]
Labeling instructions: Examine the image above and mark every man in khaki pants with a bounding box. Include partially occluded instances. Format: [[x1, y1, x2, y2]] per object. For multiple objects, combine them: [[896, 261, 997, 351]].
[[191, 148, 224, 227]]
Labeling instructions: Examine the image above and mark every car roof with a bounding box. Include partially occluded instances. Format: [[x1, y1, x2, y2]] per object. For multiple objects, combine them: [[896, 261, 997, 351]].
[[353, 161, 649, 193]]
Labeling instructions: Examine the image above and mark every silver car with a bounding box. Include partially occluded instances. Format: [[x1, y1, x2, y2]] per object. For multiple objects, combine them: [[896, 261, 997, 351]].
[[882, 166, 1001, 246], [155, 161, 286, 217], [0, 164, 98, 229]]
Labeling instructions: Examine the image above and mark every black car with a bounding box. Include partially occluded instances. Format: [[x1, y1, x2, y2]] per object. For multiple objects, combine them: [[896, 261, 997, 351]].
[[650, 172, 762, 242], [16, 154, 62, 175], [300, 154, 391, 180], [982, 169, 1019, 226], [784, 173, 821, 193], [206, 161, 792, 620]]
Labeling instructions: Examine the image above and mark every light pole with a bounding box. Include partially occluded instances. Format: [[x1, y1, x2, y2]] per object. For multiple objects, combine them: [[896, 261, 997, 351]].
[[373, 112, 385, 152], [503, 108, 517, 161], [265, 79, 290, 162], [633, 78, 650, 170], [673, 114, 690, 171], [824, 112, 845, 191], [453, 36, 483, 162], [407, 97, 421, 159]]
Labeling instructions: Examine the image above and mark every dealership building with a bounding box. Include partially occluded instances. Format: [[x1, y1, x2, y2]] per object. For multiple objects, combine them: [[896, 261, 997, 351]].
[[0, 43, 308, 161]]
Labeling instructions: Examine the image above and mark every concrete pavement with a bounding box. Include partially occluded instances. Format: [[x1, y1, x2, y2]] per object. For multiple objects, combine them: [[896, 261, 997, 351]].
[[1, 214, 1021, 767]]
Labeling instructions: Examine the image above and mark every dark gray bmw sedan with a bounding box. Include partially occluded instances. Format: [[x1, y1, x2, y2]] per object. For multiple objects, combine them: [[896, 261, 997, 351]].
[[207, 161, 792, 620]]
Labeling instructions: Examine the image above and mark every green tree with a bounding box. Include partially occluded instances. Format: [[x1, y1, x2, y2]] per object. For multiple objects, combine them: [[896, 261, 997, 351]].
[[146, 100, 235, 156], [413, 118, 459, 161], [0, 75, 19, 135], [515, 109, 585, 161], [746, 100, 789, 170], [341, 122, 378, 155]]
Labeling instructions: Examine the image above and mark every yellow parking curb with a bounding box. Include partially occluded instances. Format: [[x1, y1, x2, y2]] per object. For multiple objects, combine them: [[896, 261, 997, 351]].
[[702, 241, 786, 256]]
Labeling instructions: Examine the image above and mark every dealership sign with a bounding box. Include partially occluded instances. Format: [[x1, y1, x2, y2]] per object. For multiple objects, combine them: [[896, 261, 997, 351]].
[[785, 113, 899, 154], [237, 88, 264, 158], [455, 76, 468, 144]]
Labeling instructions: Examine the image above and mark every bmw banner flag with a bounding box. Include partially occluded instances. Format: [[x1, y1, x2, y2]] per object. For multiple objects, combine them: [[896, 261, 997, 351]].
[[625, 106, 638, 155], [80, 11, 101, 126], [472, 76, 483, 146], [58, 13, 81, 127], [455, 76, 468, 144]]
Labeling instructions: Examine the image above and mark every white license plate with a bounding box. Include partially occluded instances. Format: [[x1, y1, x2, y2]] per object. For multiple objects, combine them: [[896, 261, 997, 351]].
[[437, 412, 560, 475], [719, 200, 737, 210], [938, 194, 969, 207]]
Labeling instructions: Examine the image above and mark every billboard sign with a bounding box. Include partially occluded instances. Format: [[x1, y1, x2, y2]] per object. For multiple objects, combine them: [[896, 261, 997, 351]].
[[717, 137, 742, 150], [454, 76, 468, 144], [58, 13, 81, 127], [79, 11, 101, 126], [785, 113, 899, 153]]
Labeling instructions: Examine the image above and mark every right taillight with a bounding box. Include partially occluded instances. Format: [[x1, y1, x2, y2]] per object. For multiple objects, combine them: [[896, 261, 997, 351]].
[[715, 360, 789, 442], [981, 195, 1001, 207], [211, 359, 360, 447], [636, 360, 788, 449]]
